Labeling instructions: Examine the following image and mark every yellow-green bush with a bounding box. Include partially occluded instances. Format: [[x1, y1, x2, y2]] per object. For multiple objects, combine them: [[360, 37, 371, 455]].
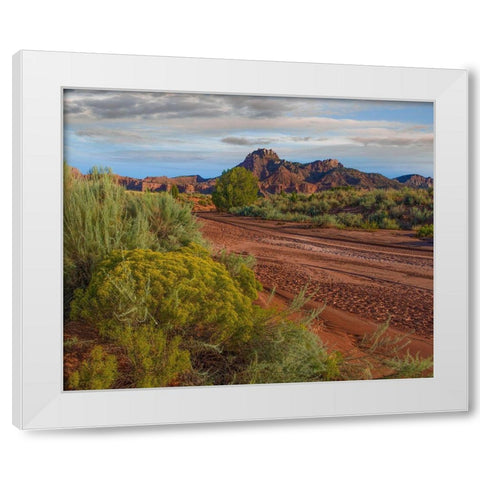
[[70, 246, 259, 350], [67, 345, 118, 390], [69, 246, 342, 387], [70, 246, 266, 386]]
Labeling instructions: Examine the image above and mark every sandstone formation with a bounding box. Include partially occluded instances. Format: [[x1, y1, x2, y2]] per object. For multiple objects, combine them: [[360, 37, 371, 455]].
[[73, 148, 433, 195]]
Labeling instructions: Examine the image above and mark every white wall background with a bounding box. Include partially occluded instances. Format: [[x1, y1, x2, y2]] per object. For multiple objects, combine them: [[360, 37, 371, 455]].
[[1, 1, 477, 478]]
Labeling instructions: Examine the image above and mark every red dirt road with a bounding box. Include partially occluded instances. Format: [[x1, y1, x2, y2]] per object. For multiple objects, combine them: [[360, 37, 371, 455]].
[[198, 212, 433, 361]]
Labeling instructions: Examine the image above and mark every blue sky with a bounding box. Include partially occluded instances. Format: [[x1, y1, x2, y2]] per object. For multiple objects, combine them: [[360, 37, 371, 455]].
[[63, 90, 434, 179]]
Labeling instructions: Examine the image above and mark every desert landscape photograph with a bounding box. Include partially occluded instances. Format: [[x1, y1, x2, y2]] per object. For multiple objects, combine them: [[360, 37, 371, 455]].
[[63, 89, 434, 390]]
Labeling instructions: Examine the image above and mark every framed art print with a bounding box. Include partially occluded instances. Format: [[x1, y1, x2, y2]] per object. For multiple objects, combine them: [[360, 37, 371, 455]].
[[13, 51, 468, 429]]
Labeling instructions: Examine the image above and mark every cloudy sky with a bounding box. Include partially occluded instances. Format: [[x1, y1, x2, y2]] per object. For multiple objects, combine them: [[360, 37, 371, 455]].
[[64, 89, 434, 179]]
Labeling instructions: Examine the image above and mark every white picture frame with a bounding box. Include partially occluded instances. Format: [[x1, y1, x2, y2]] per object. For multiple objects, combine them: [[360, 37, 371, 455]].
[[12, 50, 468, 430]]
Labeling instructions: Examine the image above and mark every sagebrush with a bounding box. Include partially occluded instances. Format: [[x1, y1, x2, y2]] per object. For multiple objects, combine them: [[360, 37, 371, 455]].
[[231, 187, 433, 231]]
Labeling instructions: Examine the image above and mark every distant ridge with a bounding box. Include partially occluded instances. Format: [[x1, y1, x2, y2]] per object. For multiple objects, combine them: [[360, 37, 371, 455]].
[[73, 148, 433, 194], [394, 174, 433, 189]]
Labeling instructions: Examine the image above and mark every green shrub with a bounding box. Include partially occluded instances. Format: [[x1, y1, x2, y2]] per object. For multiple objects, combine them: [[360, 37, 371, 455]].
[[241, 320, 342, 384], [313, 214, 338, 227], [389, 204, 406, 219], [336, 212, 364, 228], [197, 195, 213, 206], [216, 250, 262, 299], [212, 167, 259, 211], [386, 351, 433, 378], [64, 336, 80, 352], [64, 166, 156, 312], [415, 207, 432, 225], [416, 224, 434, 239], [127, 191, 204, 251], [378, 218, 400, 229], [63, 165, 202, 318], [230, 187, 433, 232], [67, 345, 118, 390], [115, 325, 191, 388]]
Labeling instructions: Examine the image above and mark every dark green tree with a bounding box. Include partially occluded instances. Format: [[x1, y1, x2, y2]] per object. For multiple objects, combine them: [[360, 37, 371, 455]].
[[170, 183, 179, 199], [212, 167, 258, 211]]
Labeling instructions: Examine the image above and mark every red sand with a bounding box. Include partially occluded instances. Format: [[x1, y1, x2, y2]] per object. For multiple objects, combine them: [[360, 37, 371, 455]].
[[198, 212, 433, 369]]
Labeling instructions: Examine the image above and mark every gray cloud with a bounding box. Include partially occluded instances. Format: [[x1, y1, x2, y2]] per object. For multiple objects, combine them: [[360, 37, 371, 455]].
[[74, 127, 187, 145], [290, 136, 312, 142], [221, 135, 328, 146], [221, 136, 275, 146], [64, 89, 432, 124], [351, 134, 433, 147], [64, 90, 228, 121], [76, 128, 148, 143]]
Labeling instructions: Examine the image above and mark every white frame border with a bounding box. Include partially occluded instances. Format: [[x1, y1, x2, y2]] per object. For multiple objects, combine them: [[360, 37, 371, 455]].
[[13, 51, 468, 430]]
